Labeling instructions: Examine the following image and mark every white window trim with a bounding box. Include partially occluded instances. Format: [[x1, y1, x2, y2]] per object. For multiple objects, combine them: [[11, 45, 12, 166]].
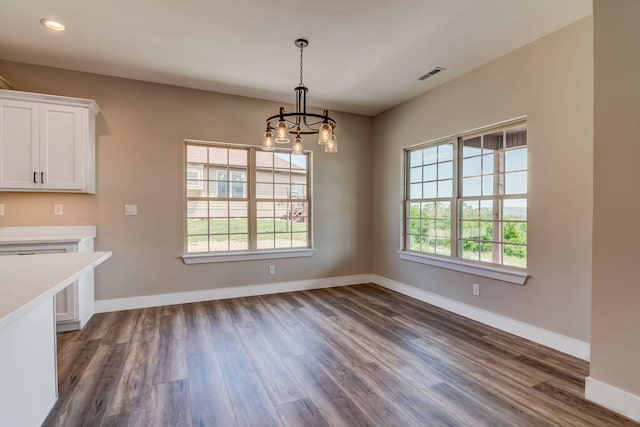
[[183, 140, 313, 262], [397, 250, 528, 285], [182, 248, 315, 264], [401, 117, 528, 283]]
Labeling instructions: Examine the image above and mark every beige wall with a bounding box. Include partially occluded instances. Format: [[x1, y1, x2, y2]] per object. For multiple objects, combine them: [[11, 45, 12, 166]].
[[372, 17, 593, 341], [591, 0, 640, 396], [0, 61, 373, 300]]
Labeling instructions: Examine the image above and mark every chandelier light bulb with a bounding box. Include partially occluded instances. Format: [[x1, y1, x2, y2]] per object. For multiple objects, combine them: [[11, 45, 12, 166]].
[[292, 135, 304, 154], [263, 130, 275, 151], [275, 120, 290, 143], [317, 122, 332, 145], [325, 133, 338, 153]]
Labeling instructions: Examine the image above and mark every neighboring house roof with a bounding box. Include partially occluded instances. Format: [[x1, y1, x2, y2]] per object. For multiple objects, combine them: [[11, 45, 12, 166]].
[[186, 145, 305, 172]]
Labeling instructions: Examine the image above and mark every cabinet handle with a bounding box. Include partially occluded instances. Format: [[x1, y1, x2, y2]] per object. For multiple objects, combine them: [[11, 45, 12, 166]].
[[41, 172, 44, 183], [34, 171, 37, 183], [18, 252, 36, 256]]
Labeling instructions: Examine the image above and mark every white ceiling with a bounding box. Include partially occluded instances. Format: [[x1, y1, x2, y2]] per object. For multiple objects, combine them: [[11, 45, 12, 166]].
[[0, 0, 591, 116]]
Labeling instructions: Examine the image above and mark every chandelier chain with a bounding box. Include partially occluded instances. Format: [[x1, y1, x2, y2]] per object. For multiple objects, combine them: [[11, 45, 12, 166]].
[[299, 44, 304, 86]]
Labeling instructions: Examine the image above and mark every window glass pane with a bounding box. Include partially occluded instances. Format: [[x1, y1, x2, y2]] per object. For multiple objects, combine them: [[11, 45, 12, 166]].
[[209, 235, 229, 251], [187, 218, 208, 236], [409, 235, 421, 251], [257, 234, 275, 249], [208, 147, 227, 165], [291, 154, 307, 171], [463, 157, 481, 177], [436, 201, 451, 219], [504, 199, 527, 220], [209, 218, 228, 235], [423, 147, 438, 164], [480, 200, 494, 220], [437, 179, 452, 198], [479, 221, 495, 241], [408, 202, 421, 218], [461, 242, 479, 261], [256, 150, 274, 168], [257, 202, 275, 218], [423, 182, 437, 199], [505, 171, 527, 194], [504, 245, 527, 267], [505, 148, 527, 172], [257, 218, 274, 233], [187, 235, 208, 253], [480, 242, 496, 264], [256, 182, 274, 198], [230, 218, 248, 234], [482, 154, 494, 175], [292, 232, 308, 248], [421, 202, 436, 219], [482, 175, 494, 196], [424, 164, 437, 181], [187, 145, 208, 163], [438, 144, 453, 162], [228, 149, 247, 166], [462, 137, 482, 158], [292, 184, 306, 199], [408, 219, 421, 235], [503, 222, 527, 244], [461, 200, 479, 219], [230, 234, 249, 251], [187, 180, 206, 194], [187, 201, 208, 218], [275, 233, 292, 248], [410, 183, 422, 199], [438, 161, 453, 180], [422, 219, 435, 237], [462, 177, 481, 197], [410, 150, 422, 167], [275, 184, 291, 198], [435, 220, 451, 239], [461, 221, 480, 238], [435, 239, 450, 256], [483, 132, 502, 151], [410, 167, 422, 183]]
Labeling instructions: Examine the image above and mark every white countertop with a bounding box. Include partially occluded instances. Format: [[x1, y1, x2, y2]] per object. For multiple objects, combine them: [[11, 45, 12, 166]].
[[0, 226, 96, 245], [0, 252, 112, 329]]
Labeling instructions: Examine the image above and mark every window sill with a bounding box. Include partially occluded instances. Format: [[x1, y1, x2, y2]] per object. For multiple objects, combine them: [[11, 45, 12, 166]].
[[397, 251, 528, 285], [182, 248, 315, 264]]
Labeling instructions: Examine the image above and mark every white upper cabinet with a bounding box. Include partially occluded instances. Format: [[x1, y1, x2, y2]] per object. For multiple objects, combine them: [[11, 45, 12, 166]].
[[0, 90, 100, 193]]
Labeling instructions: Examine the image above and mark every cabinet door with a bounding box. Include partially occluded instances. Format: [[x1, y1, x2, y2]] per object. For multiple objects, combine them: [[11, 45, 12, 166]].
[[0, 100, 39, 189], [39, 104, 85, 190], [0, 246, 78, 323]]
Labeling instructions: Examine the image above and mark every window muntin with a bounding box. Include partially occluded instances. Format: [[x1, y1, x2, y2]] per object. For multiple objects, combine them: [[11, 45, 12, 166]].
[[405, 121, 527, 268], [406, 142, 454, 256], [185, 142, 310, 254]]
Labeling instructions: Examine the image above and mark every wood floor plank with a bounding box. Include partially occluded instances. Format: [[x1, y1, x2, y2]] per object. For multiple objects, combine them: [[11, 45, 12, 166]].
[[44, 284, 640, 427], [276, 398, 331, 427], [234, 320, 307, 405], [283, 354, 375, 427], [153, 305, 188, 384]]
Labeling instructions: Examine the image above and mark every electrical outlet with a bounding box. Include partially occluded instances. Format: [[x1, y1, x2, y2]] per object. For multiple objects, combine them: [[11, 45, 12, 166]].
[[268, 265, 276, 275], [124, 204, 138, 216], [54, 204, 63, 216], [473, 283, 480, 296], [0, 204, 4, 216]]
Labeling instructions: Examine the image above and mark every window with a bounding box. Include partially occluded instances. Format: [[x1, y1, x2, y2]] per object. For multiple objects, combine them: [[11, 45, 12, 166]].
[[185, 141, 311, 255], [404, 120, 527, 268]]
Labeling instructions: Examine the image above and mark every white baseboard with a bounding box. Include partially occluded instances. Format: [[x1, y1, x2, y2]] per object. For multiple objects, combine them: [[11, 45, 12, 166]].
[[94, 274, 370, 313], [585, 377, 640, 422], [370, 274, 591, 361]]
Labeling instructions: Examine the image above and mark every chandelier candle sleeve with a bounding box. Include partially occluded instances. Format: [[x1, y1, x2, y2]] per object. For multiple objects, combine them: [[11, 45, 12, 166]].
[[262, 38, 338, 153]]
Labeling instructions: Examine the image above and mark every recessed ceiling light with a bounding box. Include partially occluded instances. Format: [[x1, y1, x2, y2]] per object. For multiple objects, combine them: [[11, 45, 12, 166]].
[[40, 18, 66, 32]]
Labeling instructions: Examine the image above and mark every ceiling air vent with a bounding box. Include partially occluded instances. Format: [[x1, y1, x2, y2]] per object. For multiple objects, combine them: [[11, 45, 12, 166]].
[[418, 67, 446, 81]]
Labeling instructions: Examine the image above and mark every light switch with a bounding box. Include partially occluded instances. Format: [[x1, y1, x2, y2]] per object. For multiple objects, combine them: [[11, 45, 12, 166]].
[[124, 204, 138, 216], [0, 204, 4, 216], [54, 204, 63, 216]]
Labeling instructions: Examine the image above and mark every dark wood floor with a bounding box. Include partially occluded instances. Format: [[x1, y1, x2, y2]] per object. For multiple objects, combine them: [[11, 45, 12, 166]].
[[44, 284, 637, 427]]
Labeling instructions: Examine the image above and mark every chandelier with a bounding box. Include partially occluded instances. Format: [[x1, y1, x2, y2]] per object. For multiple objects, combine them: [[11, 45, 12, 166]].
[[262, 38, 337, 154]]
